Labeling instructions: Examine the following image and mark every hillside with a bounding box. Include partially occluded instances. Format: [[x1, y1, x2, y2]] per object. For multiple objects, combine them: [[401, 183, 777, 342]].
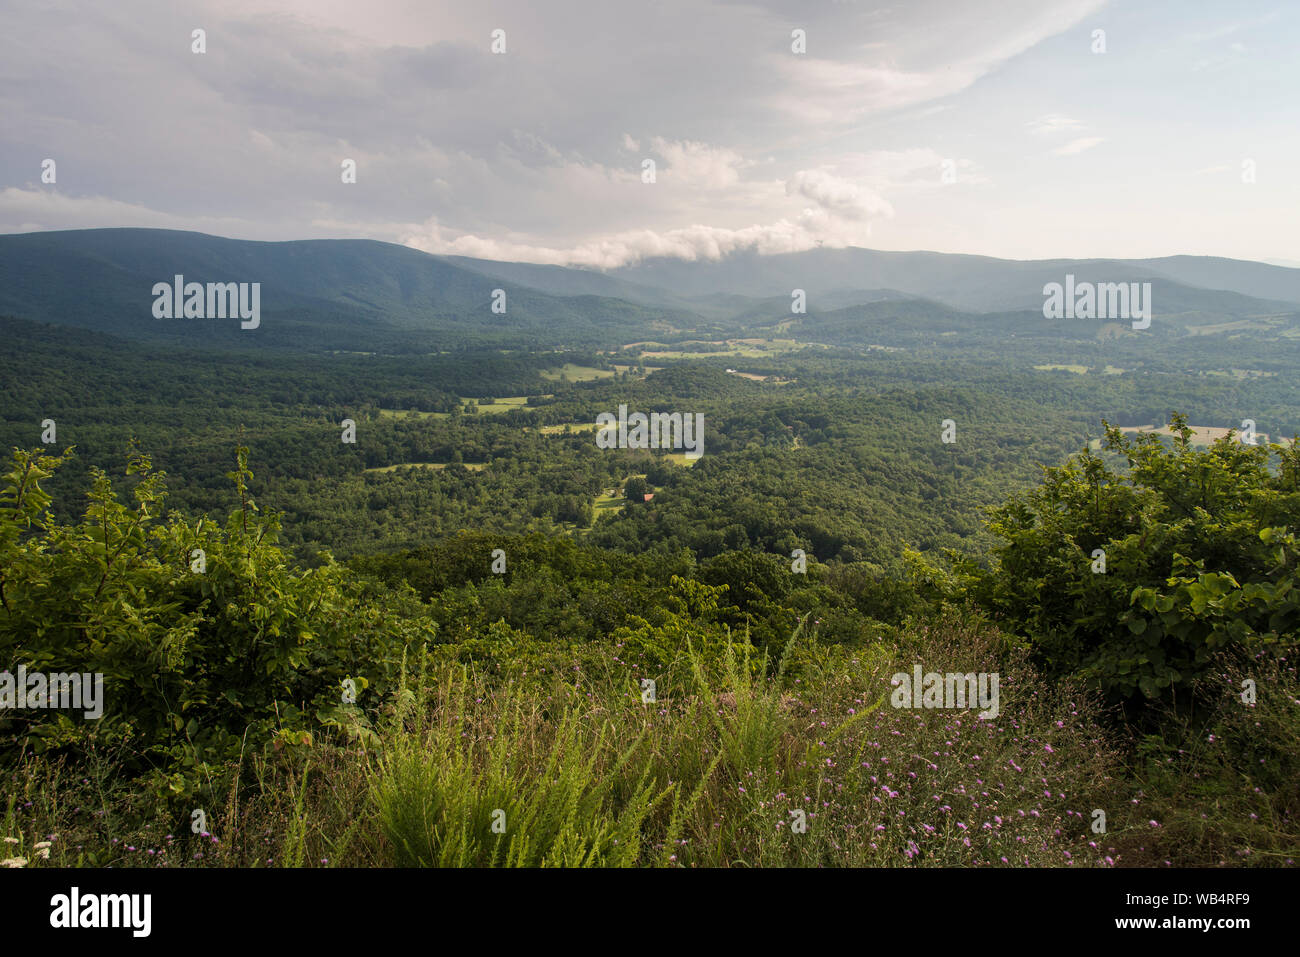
[[0, 229, 711, 350], [611, 246, 1300, 314], [5, 231, 1300, 354]]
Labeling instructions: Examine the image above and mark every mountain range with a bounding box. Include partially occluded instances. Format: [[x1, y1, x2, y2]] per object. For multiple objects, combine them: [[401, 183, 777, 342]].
[[1, 228, 1298, 352]]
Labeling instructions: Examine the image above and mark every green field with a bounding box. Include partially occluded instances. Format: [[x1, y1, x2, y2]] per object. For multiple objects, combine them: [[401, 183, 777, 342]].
[[540, 364, 615, 382], [377, 408, 448, 419], [1034, 364, 1089, 374], [538, 421, 606, 435], [625, 338, 806, 360], [611, 363, 663, 374], [1186, 319, 1274, 336], [467, 395, 536, 412], [377, 398, 537, 419], [1206, 368, 1276, 379]]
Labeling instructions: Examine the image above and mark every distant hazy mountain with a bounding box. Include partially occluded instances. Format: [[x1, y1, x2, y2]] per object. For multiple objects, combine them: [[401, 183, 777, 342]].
[[2, 229, 1296, 354], [442, 255, 692, 310], [609, 247, 1300, 313], [0, 228, 707, 350]]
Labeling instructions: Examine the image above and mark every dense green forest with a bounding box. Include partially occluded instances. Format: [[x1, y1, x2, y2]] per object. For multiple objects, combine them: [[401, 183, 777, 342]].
[[2, 285, 1297, 867]]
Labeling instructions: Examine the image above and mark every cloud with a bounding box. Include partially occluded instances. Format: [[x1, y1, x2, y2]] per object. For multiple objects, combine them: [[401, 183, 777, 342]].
[[765, 0, 1107, 129], [786, 170, 893, 221], [0, 187, 266, 236], [1028, 112, 1101, 160], [834, 149, 987, 189], [649, 138, 749, 190], [400, 161, 900, 268], [25, 0, 1264, 264], [1028, 113, 1084, 136], [401, 216, 849, 269], [1050, 137, 1105, 156]]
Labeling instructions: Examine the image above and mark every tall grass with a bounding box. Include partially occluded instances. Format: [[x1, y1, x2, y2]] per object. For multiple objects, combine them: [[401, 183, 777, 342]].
[[14, 618, 1270, 868], [358, 617, 1123, 867], [371, 668, 665, 866]]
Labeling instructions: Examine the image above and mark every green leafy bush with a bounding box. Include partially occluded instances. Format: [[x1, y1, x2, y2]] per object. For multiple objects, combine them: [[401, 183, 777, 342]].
[[963, 414, 1300, 703], [0, 445, 434, 805]]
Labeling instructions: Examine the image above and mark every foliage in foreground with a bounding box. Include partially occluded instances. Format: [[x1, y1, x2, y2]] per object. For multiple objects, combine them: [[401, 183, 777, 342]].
[[7, 620, 1135, 867], [2, 421, 1297, 867], [0, 445, 432, 808], [953, 414, 1300, 703]]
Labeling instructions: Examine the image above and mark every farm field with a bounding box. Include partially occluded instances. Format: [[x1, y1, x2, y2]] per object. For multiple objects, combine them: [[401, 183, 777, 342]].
[[365, 461, 490, 473], [623, 338, 805, 360], [1088, 425, 1295, 449], [540, 364, 615, 382]]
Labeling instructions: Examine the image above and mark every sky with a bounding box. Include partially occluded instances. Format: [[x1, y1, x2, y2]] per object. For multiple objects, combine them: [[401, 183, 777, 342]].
[[2, 0, 1297, 267]]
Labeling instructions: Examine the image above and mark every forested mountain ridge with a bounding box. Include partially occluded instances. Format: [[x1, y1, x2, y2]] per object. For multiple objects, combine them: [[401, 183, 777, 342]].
[[612, 246, 1300, 312], [3, 229, 1298, 356], [0, 228, 711, 350]]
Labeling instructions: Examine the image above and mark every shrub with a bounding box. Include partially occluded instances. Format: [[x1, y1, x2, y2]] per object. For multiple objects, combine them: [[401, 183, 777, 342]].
[[963, 414, 1300, 704], [0, 445, 433, 807]]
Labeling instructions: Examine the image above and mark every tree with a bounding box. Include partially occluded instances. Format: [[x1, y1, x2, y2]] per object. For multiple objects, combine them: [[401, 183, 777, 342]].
[[624, 477, 649, 502], [0, 444, 434, 804], [962, 414, 1300, 703]]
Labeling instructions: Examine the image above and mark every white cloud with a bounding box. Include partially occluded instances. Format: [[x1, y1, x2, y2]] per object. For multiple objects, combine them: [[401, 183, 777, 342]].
[[0, 187, 265, 236], [834, 149, 988, 189], [649, 138, 749, 189], [5, 0, 1293, 265], [1028, 113, 1084, 136], [786, 170, 893, 221], [401, 216, 849, 269], [1050, 136, 1105, 156]]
